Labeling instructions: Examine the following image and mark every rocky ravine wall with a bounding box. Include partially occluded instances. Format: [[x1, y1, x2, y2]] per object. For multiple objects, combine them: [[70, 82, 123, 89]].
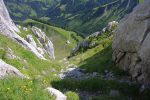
[[112, 1, 150, 84]]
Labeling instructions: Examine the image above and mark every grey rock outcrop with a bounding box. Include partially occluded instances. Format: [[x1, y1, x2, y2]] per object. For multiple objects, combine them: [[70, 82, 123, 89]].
[[14, 35, 46, 59], [47, 87, 67, 100], [0, 59, 28, 79], [26, 35, 37, 48], [44, 40, 55, 59], [0, 0, 46, 60], [32, 26, 46, 43], [26, 35, 45, 56], [0, 0, 19, 36], [72, 40, 90, 55], [112, 1, 150, 84], [31, 26, 55, 59]]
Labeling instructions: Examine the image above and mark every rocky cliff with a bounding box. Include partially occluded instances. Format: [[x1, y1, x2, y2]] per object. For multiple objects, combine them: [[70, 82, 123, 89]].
[[0, 0, 19, 37], [112, 1, 150, 84]]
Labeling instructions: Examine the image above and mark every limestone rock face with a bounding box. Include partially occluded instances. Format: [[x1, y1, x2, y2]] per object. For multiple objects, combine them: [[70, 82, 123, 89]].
[[112, 1, 150, 84], [31, 26, 46, 43], [72, 40, 90, 55], [26, 35, 37, 48], [0, 59, 28, 79], [44, 40, 55, 59], [31, 26, 55, 59], [26, 28, 55, 60], [0, 0, 19, 36]]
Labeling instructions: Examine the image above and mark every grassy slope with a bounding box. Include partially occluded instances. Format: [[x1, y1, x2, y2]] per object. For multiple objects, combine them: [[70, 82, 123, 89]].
[[69, 38, 125, 76], [139, 0, 144, 3], [0, 21, 81, 99], [0, 34, 62, 99], [68, 32, 128, 76], [22, 19, 82, 59]]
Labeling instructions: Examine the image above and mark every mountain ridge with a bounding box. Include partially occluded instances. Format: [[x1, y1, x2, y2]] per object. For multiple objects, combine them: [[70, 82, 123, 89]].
[[5, 0, 139, 36]]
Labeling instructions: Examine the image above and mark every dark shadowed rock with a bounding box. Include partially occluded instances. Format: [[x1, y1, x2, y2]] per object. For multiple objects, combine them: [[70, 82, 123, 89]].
[[47, 87, 67, 100]]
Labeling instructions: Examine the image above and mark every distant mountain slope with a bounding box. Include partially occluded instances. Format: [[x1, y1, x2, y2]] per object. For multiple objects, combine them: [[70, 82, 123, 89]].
[[5, 0, 139, 36]]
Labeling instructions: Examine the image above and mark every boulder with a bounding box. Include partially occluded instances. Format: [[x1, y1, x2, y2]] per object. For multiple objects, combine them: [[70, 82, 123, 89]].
[[0, 59, 28, 79], [112, 1, 150, 84], [47, 87, 67, 100]]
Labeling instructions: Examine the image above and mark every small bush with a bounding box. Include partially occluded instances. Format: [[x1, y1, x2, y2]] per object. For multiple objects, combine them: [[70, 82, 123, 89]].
[[65, 91, 80, 100]]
